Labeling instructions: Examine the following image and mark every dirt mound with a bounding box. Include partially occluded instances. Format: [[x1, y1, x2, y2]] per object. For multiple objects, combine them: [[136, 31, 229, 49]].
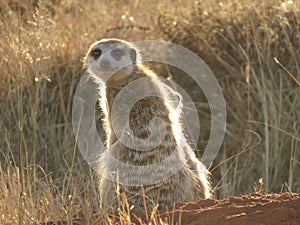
[[48, 192, 300, 224], [159, 192, 300, 225]]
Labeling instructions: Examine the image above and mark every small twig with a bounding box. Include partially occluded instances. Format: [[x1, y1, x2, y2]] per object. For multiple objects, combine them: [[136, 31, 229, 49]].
[[274, 57, 300, 86], [248, 120, 300, 142], [141, 185, 149, 222], [211, 130, 261, 172]]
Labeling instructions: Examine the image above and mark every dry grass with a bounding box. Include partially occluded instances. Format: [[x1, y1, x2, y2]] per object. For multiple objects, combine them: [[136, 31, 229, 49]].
[[0, 0, 299, 224]]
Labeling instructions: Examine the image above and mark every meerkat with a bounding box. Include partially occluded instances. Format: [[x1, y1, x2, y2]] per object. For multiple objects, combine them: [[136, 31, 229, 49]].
[[83, 38, 211, 214]]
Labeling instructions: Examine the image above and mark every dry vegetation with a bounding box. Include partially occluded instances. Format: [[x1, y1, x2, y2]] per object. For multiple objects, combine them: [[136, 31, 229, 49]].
[[0, 0, 299, 224]]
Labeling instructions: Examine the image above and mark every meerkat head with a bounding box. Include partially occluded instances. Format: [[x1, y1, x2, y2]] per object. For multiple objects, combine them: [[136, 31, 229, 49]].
[[84, 38, 142, 82]]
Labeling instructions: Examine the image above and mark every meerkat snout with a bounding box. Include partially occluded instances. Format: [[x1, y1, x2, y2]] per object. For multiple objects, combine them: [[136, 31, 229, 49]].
[[99, 57, 110, 69]]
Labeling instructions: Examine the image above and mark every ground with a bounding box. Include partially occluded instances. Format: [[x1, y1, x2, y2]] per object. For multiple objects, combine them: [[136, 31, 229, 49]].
[[71, 192, 300, 224], [156, 192, 300, 225]]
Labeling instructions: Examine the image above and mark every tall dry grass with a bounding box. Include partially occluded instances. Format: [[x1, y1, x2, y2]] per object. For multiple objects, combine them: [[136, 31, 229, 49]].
[[156, 0, 300, 196], [0, 0, 299, 223]]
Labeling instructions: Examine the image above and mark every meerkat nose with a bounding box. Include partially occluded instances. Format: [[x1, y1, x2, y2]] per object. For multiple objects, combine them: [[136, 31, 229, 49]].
[[100, 59, 110, 68]]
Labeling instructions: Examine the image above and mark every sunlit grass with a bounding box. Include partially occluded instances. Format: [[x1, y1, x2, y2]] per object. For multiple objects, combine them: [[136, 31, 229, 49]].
[[0, 0, 299, 223]]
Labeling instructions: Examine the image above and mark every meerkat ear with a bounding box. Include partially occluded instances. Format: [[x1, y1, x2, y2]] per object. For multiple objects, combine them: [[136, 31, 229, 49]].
[[129, 48, 137, 63]]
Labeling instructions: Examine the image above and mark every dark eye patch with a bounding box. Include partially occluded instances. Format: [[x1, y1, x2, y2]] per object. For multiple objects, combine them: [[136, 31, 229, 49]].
[[111, 48, 123, 60], [91, 48, 102, 59]]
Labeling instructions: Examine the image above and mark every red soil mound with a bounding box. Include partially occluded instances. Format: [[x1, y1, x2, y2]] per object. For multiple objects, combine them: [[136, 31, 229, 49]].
[[50, 192, 300, 224], [158, 192, 300, 225]]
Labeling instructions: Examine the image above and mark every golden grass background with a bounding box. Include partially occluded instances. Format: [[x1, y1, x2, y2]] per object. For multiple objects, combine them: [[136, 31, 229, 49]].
[[0, 0, 299, 224]]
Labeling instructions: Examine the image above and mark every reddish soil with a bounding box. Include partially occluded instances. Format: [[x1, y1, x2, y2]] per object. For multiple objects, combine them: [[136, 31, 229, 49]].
[[157, 192, 300, 225], [49, 192, 300, 224]]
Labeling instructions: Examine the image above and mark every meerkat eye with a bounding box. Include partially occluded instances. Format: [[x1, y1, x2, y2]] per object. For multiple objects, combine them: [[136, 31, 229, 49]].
[[91, 49, 102, 59], [111, 48, 123, 60]]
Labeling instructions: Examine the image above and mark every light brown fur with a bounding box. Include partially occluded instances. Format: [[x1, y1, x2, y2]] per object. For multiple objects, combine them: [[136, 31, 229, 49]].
[[84, 39, 211, 214]]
